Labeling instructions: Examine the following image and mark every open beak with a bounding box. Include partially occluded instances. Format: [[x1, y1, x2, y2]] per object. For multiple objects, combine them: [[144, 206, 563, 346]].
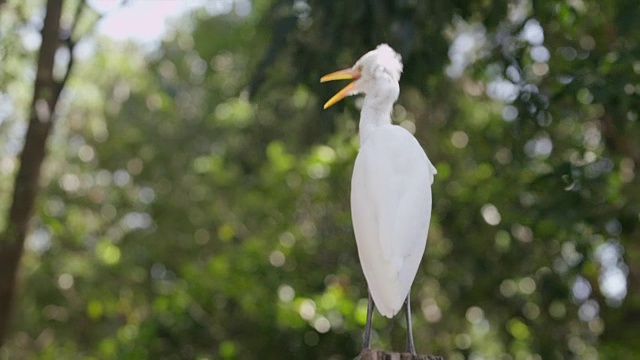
[[320, 68, 361, 109]]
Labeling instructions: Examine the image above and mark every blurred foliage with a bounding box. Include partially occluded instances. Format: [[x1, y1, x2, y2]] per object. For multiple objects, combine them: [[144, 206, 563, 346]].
[[1, 0, 639, 359]]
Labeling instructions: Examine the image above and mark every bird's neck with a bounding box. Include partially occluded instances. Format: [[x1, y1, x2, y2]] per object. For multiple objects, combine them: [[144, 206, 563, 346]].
[[359, 96, 393, 145]]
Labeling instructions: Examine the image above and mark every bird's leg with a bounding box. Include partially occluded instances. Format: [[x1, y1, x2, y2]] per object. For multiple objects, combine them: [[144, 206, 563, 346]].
[[363, 290, 374, 350], [405, 290, 416, 355]]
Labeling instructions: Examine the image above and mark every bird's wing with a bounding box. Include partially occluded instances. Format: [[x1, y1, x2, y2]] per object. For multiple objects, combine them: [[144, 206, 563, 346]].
[[351, 125, 436, 317]]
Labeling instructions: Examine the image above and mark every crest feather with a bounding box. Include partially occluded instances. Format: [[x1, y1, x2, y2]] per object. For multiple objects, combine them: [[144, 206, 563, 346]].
[[374, 44, 403, 81]]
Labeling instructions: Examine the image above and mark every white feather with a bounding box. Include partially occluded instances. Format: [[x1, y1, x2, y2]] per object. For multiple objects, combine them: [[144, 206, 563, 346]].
[[322, 44, 437, 320], [351, 125, 436, 317]]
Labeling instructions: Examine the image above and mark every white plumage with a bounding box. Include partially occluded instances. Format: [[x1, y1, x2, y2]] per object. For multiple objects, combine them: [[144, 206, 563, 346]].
[[321, 44, 436, 351], [352, 125, 436, 317]]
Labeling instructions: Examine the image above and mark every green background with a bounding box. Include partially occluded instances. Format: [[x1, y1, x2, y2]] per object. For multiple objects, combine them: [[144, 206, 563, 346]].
[[1, 0, 639, 358]]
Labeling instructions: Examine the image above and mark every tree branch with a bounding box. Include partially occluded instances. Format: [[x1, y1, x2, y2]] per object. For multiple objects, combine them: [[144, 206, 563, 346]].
[[247, 1, 297, 99], [52, 0, 84, 105], [0, 0, 107, 348], [0, 0, 65, 348]]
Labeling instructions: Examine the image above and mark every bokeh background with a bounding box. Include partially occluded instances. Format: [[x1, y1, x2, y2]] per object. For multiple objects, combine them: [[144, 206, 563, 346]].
[[1, 0, 639, 359]]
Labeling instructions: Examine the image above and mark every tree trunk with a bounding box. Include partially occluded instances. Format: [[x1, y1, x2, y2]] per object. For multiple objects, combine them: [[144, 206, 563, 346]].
[[358, 349, 443, 360], [0, 0, 65, 348]]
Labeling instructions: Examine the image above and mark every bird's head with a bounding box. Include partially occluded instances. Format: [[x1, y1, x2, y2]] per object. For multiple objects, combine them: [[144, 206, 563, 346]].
[[321, 44, 403, 109]]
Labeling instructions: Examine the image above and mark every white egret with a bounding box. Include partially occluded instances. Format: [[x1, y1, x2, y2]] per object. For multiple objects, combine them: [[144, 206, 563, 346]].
[[321, 44, 437, 353]]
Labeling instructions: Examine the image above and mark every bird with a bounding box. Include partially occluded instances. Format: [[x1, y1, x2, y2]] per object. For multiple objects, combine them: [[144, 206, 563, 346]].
[[321, 44, 437, 354]]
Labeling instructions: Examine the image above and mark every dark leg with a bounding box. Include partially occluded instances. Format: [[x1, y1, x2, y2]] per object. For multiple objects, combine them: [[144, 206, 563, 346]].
[[363, 290, 374, 350], [405, 290, 416, 354]]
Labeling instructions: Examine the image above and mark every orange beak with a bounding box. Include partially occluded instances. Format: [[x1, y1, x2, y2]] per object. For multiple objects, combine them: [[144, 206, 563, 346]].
[[320, 68, 361, 109]]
